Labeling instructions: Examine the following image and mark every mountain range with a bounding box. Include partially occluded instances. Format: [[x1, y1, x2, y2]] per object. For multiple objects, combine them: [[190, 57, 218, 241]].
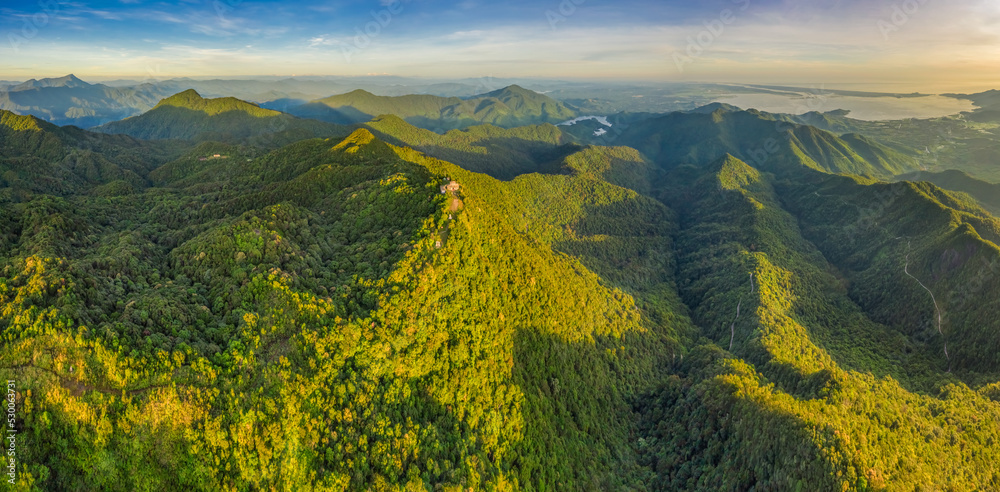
[[284, 84, 578, 130], [1, 86, 1000, 490], [0, 75, 576, 129], [0, 74, 172, 128], [93, 89, 346, 146]]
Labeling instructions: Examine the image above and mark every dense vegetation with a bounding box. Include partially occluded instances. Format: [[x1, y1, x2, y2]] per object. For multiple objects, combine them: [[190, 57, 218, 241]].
[[95, 90, 346, 145], [638, 155, 1000, 490], [616, 107, 920, 177], [364, 115, 579, 180], [291, 85, 577, 131], [894, 169, 1000, 215], [0, 109, 186, 200], [2, 92, 1000, 491], [781, 108, 1000, 183]]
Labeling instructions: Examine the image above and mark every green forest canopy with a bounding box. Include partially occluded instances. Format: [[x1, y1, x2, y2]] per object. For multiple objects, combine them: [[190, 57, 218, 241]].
[[1, 97, 1000, 491]]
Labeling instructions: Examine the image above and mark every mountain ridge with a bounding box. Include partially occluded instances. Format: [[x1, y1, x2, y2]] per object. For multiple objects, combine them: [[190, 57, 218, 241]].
[[10, 74, 91, 91], [94, 90, 347, 144], [0, 74, 176, 128], [290, 84, 578, 131], [617, 107, 920, 177]]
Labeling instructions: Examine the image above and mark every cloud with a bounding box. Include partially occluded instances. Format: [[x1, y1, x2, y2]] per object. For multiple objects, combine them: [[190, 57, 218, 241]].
[[309, 36, 336, 47], [1, 0, 998, 92], [443, 30, 485, 40]]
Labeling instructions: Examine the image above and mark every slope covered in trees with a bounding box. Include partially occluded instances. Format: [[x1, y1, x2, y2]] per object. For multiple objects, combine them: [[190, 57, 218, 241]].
[[364, 114, 579, 179], [0, 109, 186, 200], [895, 169, 1000, 215], [0, 129, 694, 490], [774, 109, 1000, 183], [292, 85, 577, 131], [778, 171, 1000, 378], [635, 155, 1000, 490], [94, 90, 346, 145], [2, 102, 1000, 491], [617, 107, 920, 177]]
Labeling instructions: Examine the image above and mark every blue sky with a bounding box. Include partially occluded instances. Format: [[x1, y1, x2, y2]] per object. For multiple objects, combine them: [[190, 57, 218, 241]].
[[1, 0, 998, 91]]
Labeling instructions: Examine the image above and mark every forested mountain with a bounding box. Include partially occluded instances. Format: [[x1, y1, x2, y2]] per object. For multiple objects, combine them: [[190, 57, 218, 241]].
[[747, 107, 1000, 184], [616, 106, 920, 177], [0, 75, 171, 128], [0, 75, 547, 129], [0, 109, 186, 200], [363, 114, 579, 179], [638, 154, 1000, 490], [895, 169, 1000, 214], [289, 85, 578, 131], [2, 89, 1000, 491], [94, 90, 347, 145], [945, 89, 1000, 122]]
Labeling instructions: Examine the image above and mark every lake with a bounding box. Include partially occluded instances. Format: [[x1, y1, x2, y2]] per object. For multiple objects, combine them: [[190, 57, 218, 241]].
[[711, 93, 978, 121]]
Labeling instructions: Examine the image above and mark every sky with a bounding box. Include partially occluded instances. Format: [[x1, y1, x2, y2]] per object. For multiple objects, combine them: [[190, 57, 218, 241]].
[[0, 0, 998, 92]]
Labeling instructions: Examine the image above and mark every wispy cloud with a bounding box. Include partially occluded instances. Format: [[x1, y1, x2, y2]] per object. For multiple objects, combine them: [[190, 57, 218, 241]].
[[308, 35, 336, 48], [0, 0, 997, 91]]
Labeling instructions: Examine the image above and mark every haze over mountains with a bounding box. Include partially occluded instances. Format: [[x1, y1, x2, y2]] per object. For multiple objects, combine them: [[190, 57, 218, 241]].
[[286, 84, 577, 130], [5, 74, 993, 130], [0, 74, 168, 128]]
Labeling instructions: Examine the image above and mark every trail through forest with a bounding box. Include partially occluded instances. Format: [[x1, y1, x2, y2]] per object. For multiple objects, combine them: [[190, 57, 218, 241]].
[[903, 241, 951, 371]]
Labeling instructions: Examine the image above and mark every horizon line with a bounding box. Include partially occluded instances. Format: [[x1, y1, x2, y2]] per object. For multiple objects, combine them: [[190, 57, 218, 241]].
[[0, 73, 994, 96]]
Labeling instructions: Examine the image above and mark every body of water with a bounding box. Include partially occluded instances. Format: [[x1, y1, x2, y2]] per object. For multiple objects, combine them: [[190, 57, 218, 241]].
[[711, 93, 978, 121], [558, 115, 612, 126]]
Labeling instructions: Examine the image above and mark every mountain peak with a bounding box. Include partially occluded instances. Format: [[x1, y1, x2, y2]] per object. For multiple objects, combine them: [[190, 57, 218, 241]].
[[332, 128, 377, 152], [711, 153, 762, 190], [687, 102, 740, 114], [0, 109, 65, 159], [158, 89, 204, 106], [96, 89, 301, 141], [57, 74, 85, 84], [369, 114, 408, 125], [152, 89, 279, 117], [314, 89, 379, 107], [339, 89, 378, 99], [331, 128, 396, 160], [0, 109, 48, 132], [12, 73, 91, 91], [482, 84, 538, 99], [301, 84, 575, 130]]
